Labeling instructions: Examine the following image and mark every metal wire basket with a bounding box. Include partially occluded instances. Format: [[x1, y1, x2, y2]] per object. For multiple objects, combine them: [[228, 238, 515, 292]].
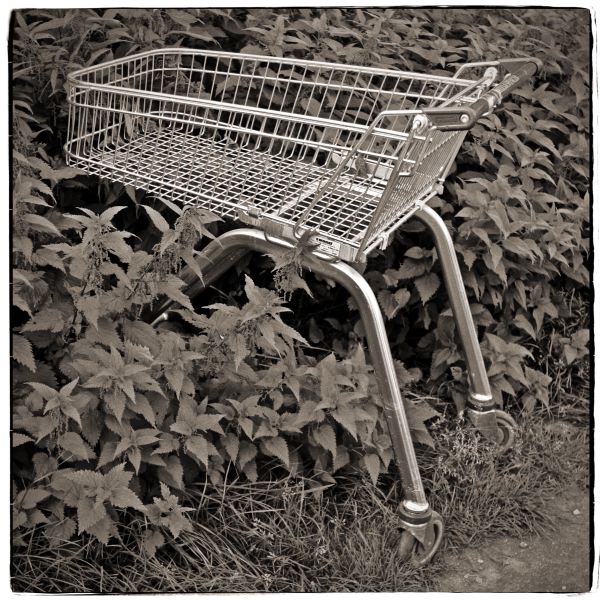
[[66, 49, 539, 262]]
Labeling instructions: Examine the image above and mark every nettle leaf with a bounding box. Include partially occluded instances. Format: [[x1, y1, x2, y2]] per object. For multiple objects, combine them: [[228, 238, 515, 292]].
[[22, 213, 62, 236], [12, 432, 34, 447], [157, 455, 185, 490], [110, 485, 145, 511], [392, 259, 427, 280], [260, 436, 289, 468], [414, 272, 440, 305], [21, 308, 66, 333], [122, 320, 161, 356], [59, 432, 96, 461], [377, 288, 411, 319], [75, 294, 101, 329], [12, 334, 36, 371], [104, 388, 127, 422], [237, 441, 257, 471], [363, 452, 381, 486], [311, 423, 337, 462], [156, 276, 194, 311], [76, 497, 108, 534], [406, 401, 440, 448], [331, 405, 359, 440], [87, 514, 117, 545], [15, 487, 52, 510], [141, 204, 170, 233], [45, 516, 77, 546], [141, 528, 165, 557], [222, 432, 240, 462], [185, 435, 219, 468]]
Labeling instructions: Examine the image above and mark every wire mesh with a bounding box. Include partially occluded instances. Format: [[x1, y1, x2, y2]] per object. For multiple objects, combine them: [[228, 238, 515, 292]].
[[66, 49, 491, 260]]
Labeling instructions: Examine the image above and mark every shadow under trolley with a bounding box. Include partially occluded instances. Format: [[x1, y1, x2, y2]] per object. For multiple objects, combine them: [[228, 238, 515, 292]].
[[66, 48, 541, 565]]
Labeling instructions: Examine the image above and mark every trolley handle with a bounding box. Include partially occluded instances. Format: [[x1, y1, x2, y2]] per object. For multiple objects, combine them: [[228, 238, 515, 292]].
[[396, 57, 542, 132]]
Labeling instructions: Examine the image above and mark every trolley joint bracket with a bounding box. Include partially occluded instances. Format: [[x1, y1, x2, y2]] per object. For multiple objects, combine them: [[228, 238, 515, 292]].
[[466, 407, 499, 441]]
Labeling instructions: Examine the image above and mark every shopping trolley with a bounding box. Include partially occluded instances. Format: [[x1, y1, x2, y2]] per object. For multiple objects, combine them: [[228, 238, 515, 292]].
[[65, 49, 541, 564]]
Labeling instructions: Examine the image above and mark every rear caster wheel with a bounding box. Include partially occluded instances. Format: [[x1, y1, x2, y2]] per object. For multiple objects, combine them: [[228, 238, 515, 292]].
[[494, 410, 517, 451], [397, 511, 444, 566]]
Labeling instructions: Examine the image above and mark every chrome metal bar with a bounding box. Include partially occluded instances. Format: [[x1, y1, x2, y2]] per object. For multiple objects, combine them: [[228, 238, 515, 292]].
[[414, 205, 493, 406], [148, 228, 430, 509]]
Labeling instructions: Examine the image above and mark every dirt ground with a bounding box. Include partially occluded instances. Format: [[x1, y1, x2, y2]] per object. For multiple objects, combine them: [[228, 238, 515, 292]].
[[436, 486, 593, 593]]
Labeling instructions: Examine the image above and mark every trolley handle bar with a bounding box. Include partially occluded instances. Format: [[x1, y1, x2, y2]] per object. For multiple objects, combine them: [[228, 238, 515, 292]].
[[400, 58, 542, 132]]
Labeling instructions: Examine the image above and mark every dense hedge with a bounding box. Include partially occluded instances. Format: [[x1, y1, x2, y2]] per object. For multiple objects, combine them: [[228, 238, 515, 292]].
[[12, 8, 589, 550]]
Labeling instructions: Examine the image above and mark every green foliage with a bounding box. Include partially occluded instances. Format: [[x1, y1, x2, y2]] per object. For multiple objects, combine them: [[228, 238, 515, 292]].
[[11, 6, 589, 553]]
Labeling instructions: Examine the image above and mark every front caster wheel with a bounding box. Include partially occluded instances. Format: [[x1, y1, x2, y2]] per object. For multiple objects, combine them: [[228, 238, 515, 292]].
[[494, 410, 517, 451], [398, 511, 444, 566]]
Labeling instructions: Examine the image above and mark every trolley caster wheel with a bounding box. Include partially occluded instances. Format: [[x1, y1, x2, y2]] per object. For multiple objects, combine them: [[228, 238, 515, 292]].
[[398, 511, 444, 566], [494, 410, 517, 451]]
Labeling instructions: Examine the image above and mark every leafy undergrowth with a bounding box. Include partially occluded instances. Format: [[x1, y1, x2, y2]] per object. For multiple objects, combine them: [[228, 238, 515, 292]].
[[12, 412, 588, 593]]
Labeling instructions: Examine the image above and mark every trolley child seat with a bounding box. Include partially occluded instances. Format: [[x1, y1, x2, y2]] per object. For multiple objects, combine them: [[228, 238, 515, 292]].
[[66, 49, 541, 564]]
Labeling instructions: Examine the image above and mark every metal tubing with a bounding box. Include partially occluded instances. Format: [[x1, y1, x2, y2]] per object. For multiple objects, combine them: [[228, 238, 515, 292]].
[[414, 205, 493, 406], [155, 228, 429, 509]]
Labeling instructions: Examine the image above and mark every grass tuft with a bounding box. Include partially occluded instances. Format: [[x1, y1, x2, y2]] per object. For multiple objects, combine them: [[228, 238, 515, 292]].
[[12, 410, 587, 593]]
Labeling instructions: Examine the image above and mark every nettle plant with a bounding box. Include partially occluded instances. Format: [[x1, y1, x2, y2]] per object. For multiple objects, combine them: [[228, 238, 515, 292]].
[[12, 188, 437, 547], [12, 8, 589, 549]]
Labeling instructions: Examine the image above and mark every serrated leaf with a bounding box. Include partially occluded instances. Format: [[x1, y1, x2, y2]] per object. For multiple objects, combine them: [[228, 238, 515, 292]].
[[311, 423, 337, 462], [414, 272, 440, 305], [141, 528, 165, 556], [75, 294, 100, 329], [21, 308, 65, 333], [163, 509, 193, 539], [59, 432, 96, 460], [395, 260, 427, 280], [231, 334, 249, 370], [110, 486, 145, 511], [157, 455, 185, 490], [86, 514, 116, 545], [103, 231, 133, 263], [185, 435, 217, 468], [141, 204, 170, 233], [260, 436, 289, 468], [331, 405, 358, 440], [333, 445, 350, 472], [104, 388, 127, 423], [222, 432, 239, 462], [122, 319, 160, 356], [490, 244, 503, 270], [12, 432, 34, 447], [237, 441, 257, 471], [77, 497, 107, 534], [364, 453, 381, 486], [46, 516, 77, 546], [18, 487, 51, 510], [22, 213, 62, 236], [12, 334, 36, 371], [156, 276, 193, 311]]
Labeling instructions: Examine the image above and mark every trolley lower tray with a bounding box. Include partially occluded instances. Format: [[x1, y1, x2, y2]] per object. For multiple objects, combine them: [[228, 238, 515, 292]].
[[79, 129, 433, 254]]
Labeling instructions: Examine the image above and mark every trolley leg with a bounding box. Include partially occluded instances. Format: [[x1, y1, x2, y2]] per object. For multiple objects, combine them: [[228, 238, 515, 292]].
[[413, 205, 500, 439], [145, 228, 441, 559]]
